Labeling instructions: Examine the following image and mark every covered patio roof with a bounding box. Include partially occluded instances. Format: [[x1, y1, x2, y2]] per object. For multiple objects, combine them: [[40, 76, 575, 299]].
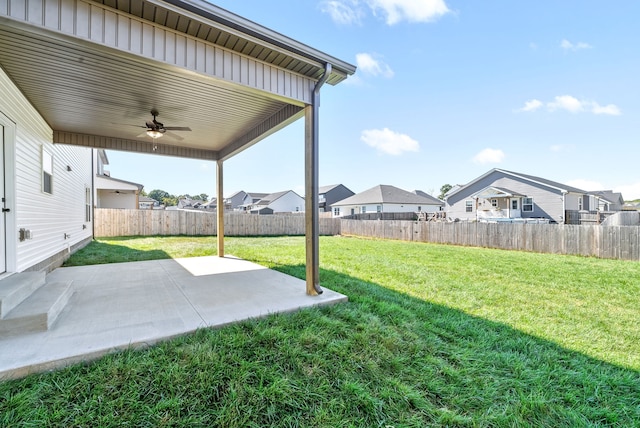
[[0, 0, 355, 159], [0, 0, 355, 294]]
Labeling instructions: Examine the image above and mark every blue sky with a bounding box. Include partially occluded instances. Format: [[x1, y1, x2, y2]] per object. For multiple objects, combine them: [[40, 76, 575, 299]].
[[106, 0, 640, 200]]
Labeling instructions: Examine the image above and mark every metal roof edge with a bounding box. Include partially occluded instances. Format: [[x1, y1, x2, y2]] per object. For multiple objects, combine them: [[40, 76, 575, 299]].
[[161, 0, 357, 82]]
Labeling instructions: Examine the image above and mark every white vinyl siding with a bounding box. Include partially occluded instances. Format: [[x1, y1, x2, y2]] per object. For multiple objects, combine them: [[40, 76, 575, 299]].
[[265, 191, 304, 213], [1, 66, 93, 272]]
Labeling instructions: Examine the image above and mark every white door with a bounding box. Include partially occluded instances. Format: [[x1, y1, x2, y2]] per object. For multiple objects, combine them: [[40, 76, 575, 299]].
[[510, 198, 521, 219], [0, 125, 5, 273]]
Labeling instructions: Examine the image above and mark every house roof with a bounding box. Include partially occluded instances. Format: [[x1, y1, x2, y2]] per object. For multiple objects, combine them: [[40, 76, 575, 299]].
[[0, 0, 355, 161], [591, 190, 624, 204], [95, 175, 144, 191], [333, 185, 444, 206], [139, 196, 156, 203], [447, 168, 589, 199], [256, 190, 301, 206], [470, 186, 526, 199], [412, 190, 445, 205], [319, 184, 342, 194]]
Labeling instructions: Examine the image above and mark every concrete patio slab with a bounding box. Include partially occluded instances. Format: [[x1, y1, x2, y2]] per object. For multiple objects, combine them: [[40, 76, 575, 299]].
[[0, 256, 347, 380]]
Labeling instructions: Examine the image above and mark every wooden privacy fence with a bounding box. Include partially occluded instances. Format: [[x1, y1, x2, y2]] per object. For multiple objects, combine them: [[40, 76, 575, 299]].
[[340, 220, 640, 261], [95, 209, 341, 237], [95, 209, 640, 261]]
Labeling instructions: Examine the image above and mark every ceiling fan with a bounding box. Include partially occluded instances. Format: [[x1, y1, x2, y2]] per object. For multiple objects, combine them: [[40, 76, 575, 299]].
[[141, 109, 191, 140]]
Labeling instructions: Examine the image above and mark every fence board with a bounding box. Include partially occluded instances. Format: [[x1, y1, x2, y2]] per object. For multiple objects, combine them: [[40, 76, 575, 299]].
[[95, 209, 341, 237], [340, 220, 640, 261]]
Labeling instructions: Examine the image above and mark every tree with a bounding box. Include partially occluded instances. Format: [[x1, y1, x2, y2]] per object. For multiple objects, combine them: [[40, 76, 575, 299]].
[[438, 184, 453, 200], [162, 196, 178, 207], [148, 189, 171, 203]]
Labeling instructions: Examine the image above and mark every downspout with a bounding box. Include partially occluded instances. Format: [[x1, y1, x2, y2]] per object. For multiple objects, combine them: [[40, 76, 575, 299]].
[[306, 63, 332, 295], [91, 148, 95, 240]]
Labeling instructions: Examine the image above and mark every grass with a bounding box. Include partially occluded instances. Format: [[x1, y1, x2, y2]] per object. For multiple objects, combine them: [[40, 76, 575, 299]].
[[2, 235, 639, 426]]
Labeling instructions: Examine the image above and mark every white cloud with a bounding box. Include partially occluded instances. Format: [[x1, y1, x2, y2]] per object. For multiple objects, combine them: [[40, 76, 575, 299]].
[[321, 0, 450, 25], [361, 128, 420, 155], [529, 42, 538, 50], [591, 102, 621, 116], [560, 39, 592, 51], [367, 0, 450, 25], [519, 95, 622, 116], [356, 53, 394, 78], [615, 183, 640, 200], [472, 148, 505, 164], [320, 1, 364, 25], [518, 99, 543, 112], [547, 95, 584, 113], [567, 179, 603, 191]]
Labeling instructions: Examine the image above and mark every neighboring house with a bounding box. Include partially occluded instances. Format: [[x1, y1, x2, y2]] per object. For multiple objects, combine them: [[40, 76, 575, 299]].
[[177, 198, 204, 210], [225, 191, 248, 211], [94, 150, 144, 209], [95, 176, 143, 209], [0, 66, 94, 273], [238, 192, 269, 212], [202, 198, 217, 210], [248, 190, 304, 214], [138, 196, 158, 210], [444, 168, 611, 224], [331, 185, 443, 217], [591, 191, 625, 212], [319, 184, 355, 212]]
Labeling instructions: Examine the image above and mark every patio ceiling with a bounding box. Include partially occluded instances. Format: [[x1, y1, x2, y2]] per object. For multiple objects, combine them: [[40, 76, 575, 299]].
[[0, 0, 355, 160]]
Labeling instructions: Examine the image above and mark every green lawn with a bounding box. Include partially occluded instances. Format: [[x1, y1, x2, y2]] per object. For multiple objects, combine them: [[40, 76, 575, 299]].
[[2, 236, 640, 427]]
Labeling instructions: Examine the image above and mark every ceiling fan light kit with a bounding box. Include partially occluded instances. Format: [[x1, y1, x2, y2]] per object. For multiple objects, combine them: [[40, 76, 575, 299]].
[[146, 129, 164, 139], [142, 109, 191, 141]]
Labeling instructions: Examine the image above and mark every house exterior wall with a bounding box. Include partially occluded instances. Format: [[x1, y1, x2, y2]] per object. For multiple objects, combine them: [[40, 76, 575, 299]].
[[227, 191, 248, 210], [269, 192, 304, 213], [333, 203, 438, 217], [1, 66, 93, 272], [97, 190, 138, 209], [321, 185, 355, 212], [445, 171, 567, 223]]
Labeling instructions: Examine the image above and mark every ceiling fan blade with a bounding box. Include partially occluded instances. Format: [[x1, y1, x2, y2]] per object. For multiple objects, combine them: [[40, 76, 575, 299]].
[[164, 131, 185, 141], [164, 126, 192, 131]]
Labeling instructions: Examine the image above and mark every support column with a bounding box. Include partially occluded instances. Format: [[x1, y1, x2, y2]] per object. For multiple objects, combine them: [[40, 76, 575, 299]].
[[305, 106, 321, 295], [216, 159, 224, 257], [304, 63, 330, 296]]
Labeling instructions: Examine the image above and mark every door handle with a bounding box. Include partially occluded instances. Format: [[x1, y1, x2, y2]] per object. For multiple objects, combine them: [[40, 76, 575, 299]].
[[2, 208, 10, 212]]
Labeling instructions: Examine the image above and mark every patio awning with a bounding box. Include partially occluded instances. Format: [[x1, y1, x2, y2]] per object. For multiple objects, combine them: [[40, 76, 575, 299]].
[[0, 0, 355, 159], [0, 0, 356, 295], [471, 186, 526, 199]]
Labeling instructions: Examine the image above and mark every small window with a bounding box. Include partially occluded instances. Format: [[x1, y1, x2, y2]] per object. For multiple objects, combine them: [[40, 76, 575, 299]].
[[491, 199, 498, 208], [465, 200, 473, 212], [511, 199, 518, 210], [418, 206, 422, 212], [42, 148, 53, 194], [523, 198, 533, 212], [85, 187, 91, 222], [333, 207, 340, 216], [376, 205, 382, 213], [360, 206, 366, 214], [578, 197, 583, 211]]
